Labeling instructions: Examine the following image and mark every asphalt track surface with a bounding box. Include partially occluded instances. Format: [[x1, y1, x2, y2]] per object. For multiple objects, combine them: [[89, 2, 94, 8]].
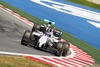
[[0, 8, 57, 56]]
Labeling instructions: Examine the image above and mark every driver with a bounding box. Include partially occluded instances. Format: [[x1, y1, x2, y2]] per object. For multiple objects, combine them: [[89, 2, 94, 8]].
[[46, 22, 53, 33], [46, 22, 53, 37], [46, 22, 54, 46]]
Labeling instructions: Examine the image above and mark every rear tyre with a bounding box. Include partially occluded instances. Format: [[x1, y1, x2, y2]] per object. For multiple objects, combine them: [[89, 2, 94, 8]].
[[62, 42, 70, 56], [32, 24, 36, 32], [31, 24, 39, 41], [32, 24, 40, 32], [21, 30, 31, 46]]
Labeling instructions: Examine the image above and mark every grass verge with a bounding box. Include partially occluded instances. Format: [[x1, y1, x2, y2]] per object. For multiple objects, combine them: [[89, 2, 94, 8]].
[[0, 56, 52, 67], [0, 0, 100, 66], [68, 0, 100, 10]]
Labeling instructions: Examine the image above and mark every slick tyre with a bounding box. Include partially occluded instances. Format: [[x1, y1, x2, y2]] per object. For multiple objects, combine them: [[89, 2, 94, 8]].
[[55, 42, 64, 57], [32, 24, 40, 32], [32, 24, 36, 32], [21, 30, 31, 46], [62, 42, 70, 57]]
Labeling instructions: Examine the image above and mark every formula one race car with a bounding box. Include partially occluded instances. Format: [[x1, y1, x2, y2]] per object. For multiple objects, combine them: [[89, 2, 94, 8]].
[[21, 23, 70, 57]]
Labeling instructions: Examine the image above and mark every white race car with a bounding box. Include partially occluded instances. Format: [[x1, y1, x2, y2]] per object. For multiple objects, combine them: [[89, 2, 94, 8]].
[[21, 24, 70, 56]]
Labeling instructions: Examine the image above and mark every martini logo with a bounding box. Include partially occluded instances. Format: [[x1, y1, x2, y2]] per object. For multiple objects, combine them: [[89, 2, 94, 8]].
[[31, 0, 100, 28]]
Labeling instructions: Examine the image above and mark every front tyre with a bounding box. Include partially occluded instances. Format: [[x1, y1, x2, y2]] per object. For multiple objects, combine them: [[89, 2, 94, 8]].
[[55, 42, 64, 57], [21, 30, 31, 46], [62, 42, 70, 56]]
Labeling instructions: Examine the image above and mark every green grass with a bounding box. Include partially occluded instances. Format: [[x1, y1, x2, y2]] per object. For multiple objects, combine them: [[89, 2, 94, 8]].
[[0, 0, 100, 66], [68, 0, 100, 10], [0, 56, 52, 67]]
